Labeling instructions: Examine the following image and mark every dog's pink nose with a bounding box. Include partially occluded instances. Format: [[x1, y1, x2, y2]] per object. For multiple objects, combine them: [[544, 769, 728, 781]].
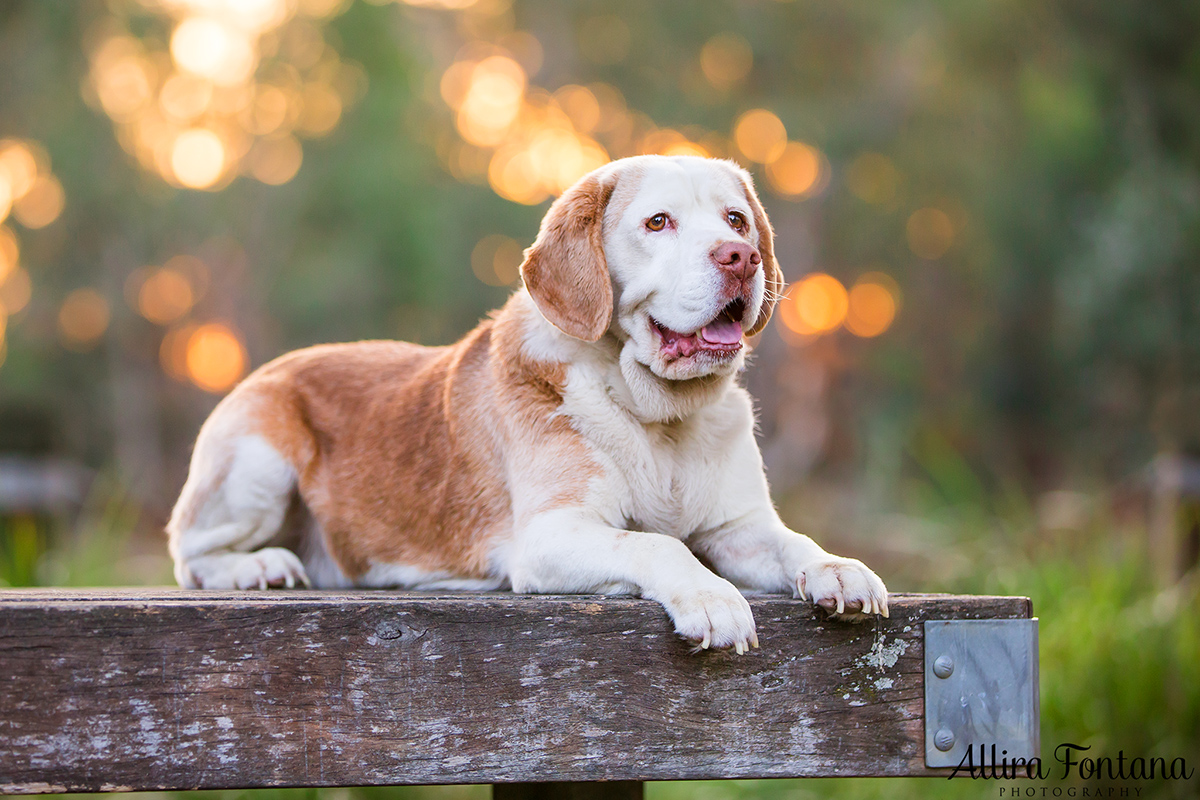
[[711, 241, 761, 281]]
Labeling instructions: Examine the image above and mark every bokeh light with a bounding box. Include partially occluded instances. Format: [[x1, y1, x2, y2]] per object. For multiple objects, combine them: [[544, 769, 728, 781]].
[[766, 141, 823, 198], [700, 33, 753, 91], [13, 175, 65, 228], [0, 141, 40, 201], [0, 175, 11, 224], [442, 50, 612, 206], [171, 17, 257, 86], [906, 207, 955, 259], [171, 128, 227, 189], [456, 56, 527, 147], [0, 267, 32, 315], [845, 273, 900, 337], [471, 235, 523, 286], [554, 85, 601, 133], [138, 268, 195, 324], [247, 135, 303, 185], [160, 323, 197, 381], [781, 273, 849, 336], [846, 152, 899, 205], [184, 322, 248, 392], [734, 109, 788, 164], [58, 289, 111, 350], [0, 226, 17, 285], [85, 0, 364, 190]]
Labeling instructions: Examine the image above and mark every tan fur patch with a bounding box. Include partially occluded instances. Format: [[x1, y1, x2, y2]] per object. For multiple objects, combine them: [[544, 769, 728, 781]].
[[520, 173, 616, 342]]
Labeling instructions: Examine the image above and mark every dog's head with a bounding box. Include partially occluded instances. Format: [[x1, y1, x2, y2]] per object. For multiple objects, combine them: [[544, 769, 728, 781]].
[[521, 155, 783, 384]]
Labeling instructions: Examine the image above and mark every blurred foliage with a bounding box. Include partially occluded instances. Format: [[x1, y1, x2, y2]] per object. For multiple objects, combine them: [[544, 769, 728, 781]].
[[1, 0, 1198, 505]]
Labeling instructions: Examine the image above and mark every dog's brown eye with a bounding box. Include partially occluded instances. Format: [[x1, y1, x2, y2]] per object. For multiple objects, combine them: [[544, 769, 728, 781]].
[[727, 211, 748, 232], [646, 213, 669, 232]]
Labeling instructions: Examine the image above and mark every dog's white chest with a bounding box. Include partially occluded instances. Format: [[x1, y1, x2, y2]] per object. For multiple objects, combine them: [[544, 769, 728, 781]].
[[563, 376, 757, 539]]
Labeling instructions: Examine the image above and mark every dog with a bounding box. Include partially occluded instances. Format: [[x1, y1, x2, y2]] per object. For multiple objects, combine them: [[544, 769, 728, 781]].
[[167, 155, 889, 653]]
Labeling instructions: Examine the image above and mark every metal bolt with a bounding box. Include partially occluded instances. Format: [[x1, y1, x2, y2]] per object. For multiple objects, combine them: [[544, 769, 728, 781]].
[[933, 655, 954, 679], [934, 728, 956, 751]]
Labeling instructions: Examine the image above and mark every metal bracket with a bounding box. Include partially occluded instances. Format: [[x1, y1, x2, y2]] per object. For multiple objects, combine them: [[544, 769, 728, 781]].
[[924, 618, 1040, 768]]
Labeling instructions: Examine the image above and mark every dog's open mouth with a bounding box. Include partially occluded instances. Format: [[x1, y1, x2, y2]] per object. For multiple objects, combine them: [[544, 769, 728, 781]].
[[651, 297, 746, 360]]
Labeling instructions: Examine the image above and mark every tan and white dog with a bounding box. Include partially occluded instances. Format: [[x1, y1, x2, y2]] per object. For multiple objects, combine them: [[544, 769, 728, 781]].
[[168, 155, 889, 653]]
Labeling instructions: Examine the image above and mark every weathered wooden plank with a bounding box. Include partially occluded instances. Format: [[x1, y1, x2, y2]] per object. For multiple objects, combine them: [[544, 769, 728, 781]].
[[0, 590, 1031, 793]]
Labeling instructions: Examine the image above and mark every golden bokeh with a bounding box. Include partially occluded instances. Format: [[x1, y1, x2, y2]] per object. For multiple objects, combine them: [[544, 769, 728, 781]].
[[160, 323, 197, 381], [906, 207, 955, 259], [0, 267, 31, 315], [766, 141, 822, 197], [138, 268, 195, 324], [845, 274, 899, 337], [185, 322, 248, 393], [782, 273, 849, 335], [86, 0, 362, 190], [58, 289, 111, 350], [471, 234, 524, 286], [13, 175, 65, 229], [0, 141, 40, 200], [171, 128, 227, 189], [389, 0, 479, 9], [297, 83, 342, 135], [554, 85, 601, 134], [847, 152, 899, 205], [457, 56, 527, 147], [700, 33, 753, 91], [159, 74, 214, 123], [734, 109, 787, 164], [0, 225, 17, 285], [488, 147, 548, 205], [639, 129, 709, 158], [0, 174, 11, 224], [171, 17, 257, 86], [247, 135, 303, 185], [91, 37, 156, 122]]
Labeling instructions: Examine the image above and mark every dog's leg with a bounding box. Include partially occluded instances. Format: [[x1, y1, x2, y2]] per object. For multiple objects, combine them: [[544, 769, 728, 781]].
[[509, 509, 759, 652], [168, 434, 311, 590], [690, 511, 889, 620]]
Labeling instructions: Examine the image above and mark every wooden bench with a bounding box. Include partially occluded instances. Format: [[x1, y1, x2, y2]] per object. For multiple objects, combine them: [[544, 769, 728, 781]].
[[0, 590, 1039, 797]]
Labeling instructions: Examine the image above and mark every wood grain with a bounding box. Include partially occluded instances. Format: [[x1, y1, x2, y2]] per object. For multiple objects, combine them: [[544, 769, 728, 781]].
[[0, 590, 1031, 793]]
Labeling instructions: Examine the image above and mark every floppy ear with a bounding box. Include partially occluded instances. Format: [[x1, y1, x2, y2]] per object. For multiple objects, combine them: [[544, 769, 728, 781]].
[[738, 172, 785, 337], [520, 173, 616, 342]]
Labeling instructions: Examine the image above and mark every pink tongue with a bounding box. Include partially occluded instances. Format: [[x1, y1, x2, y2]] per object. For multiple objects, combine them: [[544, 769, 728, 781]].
[[699, 316, 742, 345]]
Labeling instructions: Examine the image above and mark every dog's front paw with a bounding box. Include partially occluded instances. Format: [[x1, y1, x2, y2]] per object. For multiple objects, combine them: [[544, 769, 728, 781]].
[[796, 557, 889, 620], [659, 578, 759, 654]]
